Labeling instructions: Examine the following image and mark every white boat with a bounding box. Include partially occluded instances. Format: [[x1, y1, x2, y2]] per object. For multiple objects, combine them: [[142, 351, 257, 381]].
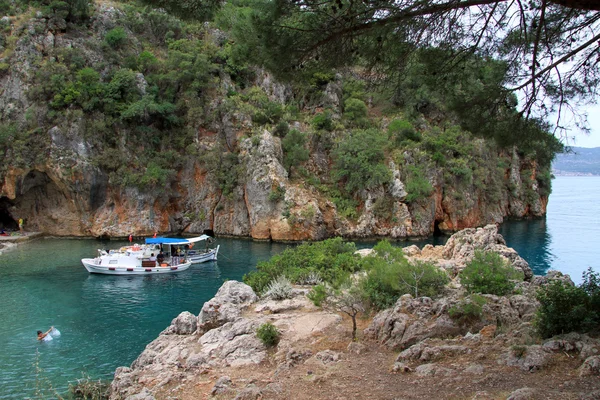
[[81, 239, 192, 275], [183, 235, 219, 263], [145, 234, 219, 264], [188, 245, 220, 263]]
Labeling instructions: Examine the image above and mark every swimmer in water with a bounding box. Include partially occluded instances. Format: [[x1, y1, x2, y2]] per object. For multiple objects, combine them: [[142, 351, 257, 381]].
[[37, 326, 53, 341]]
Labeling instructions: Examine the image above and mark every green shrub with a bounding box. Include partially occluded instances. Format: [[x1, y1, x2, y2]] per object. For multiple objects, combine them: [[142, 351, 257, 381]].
[[106, 68, 140, 103], [534, 268, 600, 338], [243, 238, 360, 293], [362, 265, 402, 310], [460, 250, 522, 295], [581, 267, 600, 301], [138, 50, 159, 73], [300, 205, 316, 220], [73, 67, 104, 111], [511, 345, 527, 358], [273, 120, 290, 138], [256, 322, 280, 347], [268, 185, 286, 202], [307, 284, 328, 306], [312, 110, 334, 131], [447, 158, 473, 182], [309, 71, 335, 88], [344, 98, 368, 126], [448, 294, 487, 326], [201, 150, 241, 198], [422, 125, 473, 159], [29, 60, 71, 102], [332, 128, 391, 193], [139, 162, 175, 187], [43, 1, 69, 22], [143, 7, 184, 43], [245, 86, 283, 124], [342, 78, 366, 102], [401, 260, 449, 298], [361, 241, 448, 309], [388, 119, 421, 143], [404, 165, 434, 203], [536, 168, 553, 197], [282, 129, 309, 174], [104, 27, 127, 48], [0, 122, 17, 147], [332, 195, 359, 220]]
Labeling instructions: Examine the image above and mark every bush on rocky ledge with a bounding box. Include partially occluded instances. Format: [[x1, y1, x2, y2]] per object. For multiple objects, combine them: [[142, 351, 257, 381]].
[[535, 267, 600, 338], [243, 238, 360, 293], [256, 322, 280, 347], [460, 250, 523, 296], [361, 241, 449, 310]]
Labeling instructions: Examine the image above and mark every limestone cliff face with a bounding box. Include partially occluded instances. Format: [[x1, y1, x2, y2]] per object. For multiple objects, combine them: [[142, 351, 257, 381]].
[[0, 6, 550, 240], [0, 131, 549, 239]]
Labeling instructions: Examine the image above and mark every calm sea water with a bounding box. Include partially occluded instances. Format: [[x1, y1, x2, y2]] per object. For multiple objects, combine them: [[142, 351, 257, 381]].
[[0, 176, 597, 398], [499, 176, 600, 284], [0, 238, 291, 398]]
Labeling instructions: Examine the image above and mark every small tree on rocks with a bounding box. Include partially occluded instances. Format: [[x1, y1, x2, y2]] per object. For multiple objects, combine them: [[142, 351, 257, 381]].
[[318, 281, 367, 340]]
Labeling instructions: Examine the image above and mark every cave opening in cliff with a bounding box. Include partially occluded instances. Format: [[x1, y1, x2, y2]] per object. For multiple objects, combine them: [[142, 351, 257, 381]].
[[0, 197, 18, 230], [10, 170, 74, 235], [433, 220, 443, 237]]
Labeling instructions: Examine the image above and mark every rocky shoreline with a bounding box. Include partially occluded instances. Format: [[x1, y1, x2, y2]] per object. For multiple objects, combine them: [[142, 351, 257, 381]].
[[108, 225, 600, 399], [0, 231, 45, 254]]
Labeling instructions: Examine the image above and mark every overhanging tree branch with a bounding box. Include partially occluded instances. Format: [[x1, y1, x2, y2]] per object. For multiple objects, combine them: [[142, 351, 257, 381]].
[[509, 30, 600, 91]]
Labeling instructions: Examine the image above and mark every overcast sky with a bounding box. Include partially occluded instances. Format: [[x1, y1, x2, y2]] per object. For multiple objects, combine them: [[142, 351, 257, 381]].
[[568, 104, 600, 148]]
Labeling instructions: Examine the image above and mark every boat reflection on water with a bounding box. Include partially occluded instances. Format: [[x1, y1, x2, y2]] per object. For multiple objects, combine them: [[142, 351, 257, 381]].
[[498, 218, 555, 277], [81, 261, 223, 306]]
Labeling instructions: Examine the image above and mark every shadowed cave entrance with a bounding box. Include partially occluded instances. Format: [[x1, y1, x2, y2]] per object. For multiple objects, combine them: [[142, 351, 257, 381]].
[[433, 220, 443, 236], [5, 170, 76, 234], [0, 197, 17, 230]]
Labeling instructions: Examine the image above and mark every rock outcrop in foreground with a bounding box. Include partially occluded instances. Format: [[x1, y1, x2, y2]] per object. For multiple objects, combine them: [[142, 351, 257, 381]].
[[109, 226, 600, 399], [110, 280, 342, 399]]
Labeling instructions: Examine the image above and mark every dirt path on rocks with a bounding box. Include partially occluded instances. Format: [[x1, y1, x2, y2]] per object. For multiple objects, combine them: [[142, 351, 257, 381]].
[[159, 315, 600, 400]]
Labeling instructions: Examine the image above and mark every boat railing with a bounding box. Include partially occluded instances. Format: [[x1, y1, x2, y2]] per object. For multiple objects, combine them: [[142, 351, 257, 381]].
[[171, 256, 185, 266]]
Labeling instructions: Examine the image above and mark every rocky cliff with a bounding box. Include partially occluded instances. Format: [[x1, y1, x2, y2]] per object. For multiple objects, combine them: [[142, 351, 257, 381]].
[[0, 3, 555, 240]]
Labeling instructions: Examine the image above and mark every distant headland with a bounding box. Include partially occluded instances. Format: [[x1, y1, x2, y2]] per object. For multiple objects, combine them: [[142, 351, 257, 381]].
[[553, 147, 600, 176]]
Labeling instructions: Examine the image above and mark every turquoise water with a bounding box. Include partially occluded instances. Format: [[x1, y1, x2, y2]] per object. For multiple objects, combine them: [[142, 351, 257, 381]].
[[499, 176, 600, 284], [0, 238, 290, 398], [0, 176, 598, 397]]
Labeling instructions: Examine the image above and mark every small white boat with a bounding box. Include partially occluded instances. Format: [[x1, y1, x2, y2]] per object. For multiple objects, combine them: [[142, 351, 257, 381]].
[[188, 245, 220, 263], [82, 239, 191, 275], [145, 234, 219, 264], [184, 235, 219, 263]]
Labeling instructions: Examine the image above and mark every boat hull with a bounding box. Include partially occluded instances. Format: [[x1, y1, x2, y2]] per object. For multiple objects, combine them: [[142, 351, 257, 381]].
[[82, 259, 191, 275], [188, 245, 219, 264]]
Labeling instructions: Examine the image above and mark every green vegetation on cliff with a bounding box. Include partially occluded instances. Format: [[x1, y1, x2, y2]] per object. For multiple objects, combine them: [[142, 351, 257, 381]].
[[0, 0, 565, 237]]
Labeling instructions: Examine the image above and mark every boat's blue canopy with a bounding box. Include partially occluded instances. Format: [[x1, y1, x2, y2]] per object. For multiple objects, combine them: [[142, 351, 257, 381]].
[[145, 235, 211, 245], [145, 237, 188, 245]]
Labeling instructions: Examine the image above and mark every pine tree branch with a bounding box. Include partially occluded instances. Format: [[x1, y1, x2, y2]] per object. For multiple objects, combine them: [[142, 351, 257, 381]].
[[509, 31, 600, 91]]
